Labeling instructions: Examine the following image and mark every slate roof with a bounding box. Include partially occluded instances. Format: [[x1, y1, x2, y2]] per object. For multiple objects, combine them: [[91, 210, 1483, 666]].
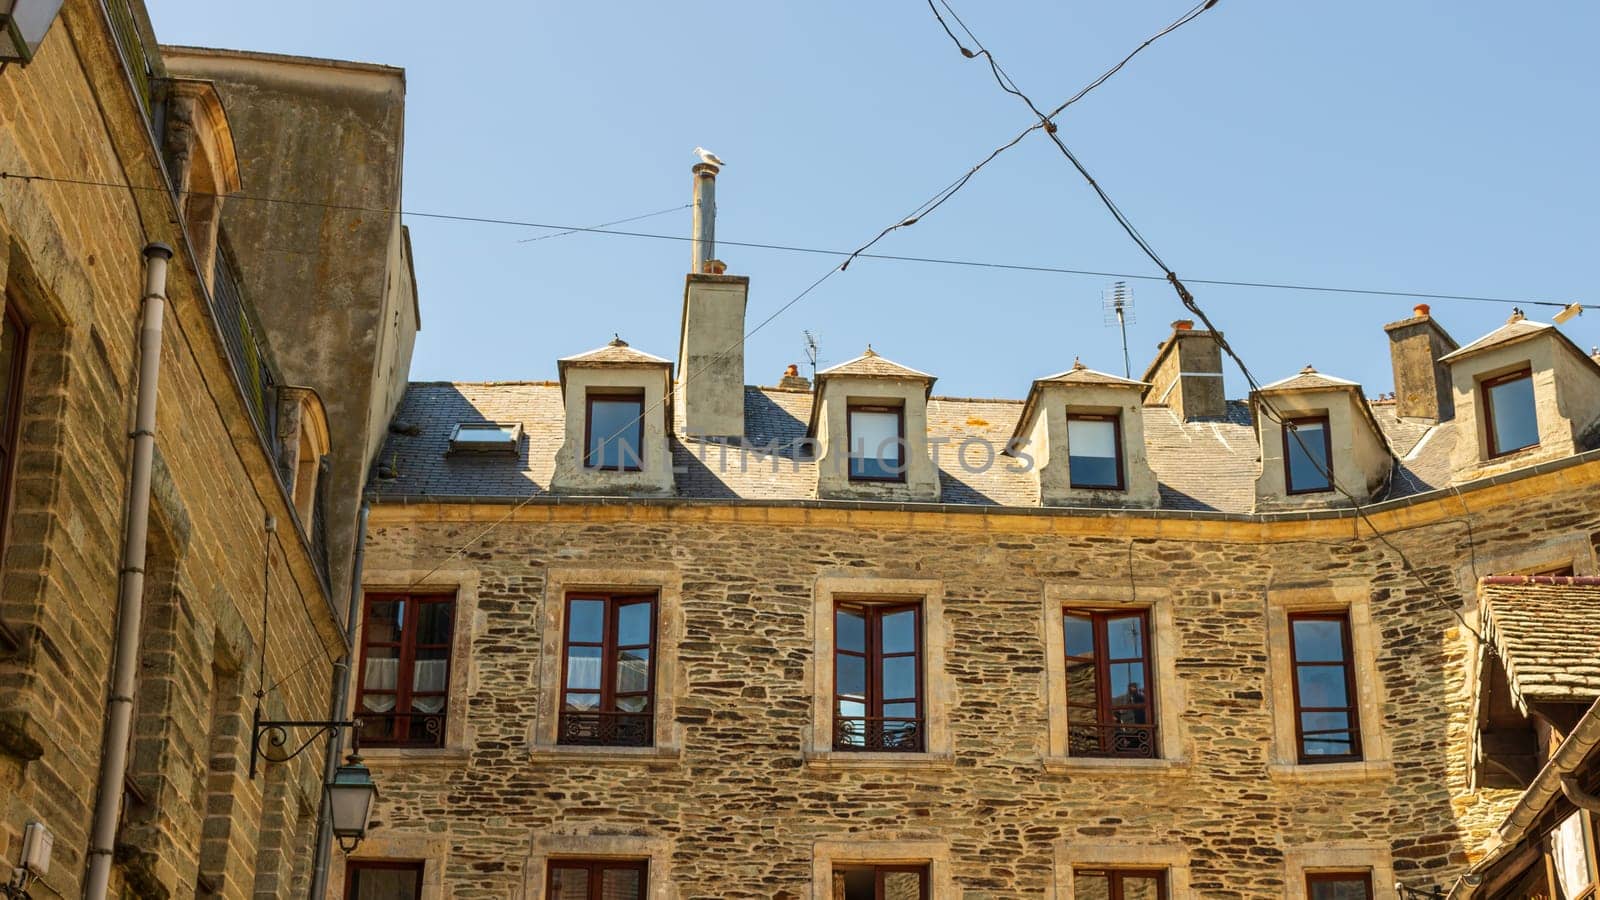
[[370, 382, 1459, 513], [1480, 578, 1600, 711]]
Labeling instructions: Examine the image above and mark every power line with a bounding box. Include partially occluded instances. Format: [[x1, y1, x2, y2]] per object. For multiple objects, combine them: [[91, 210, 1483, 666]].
[[514, 203, 689, 244], [924, 0, 1487, 640], [0, 170, 1576, 310]]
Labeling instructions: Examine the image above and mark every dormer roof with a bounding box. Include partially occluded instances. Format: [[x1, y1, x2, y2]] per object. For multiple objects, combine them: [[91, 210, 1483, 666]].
[[1010, 359, 1148, 446], [1036, 360, 1147, 388], [557, 336, 672, 392], [1439, 313, 1600, 378], [1257, 365, 1361, 393], [559, 336, 673, 368], [1439, 316, 1553, 363], [815, 346, 936, 387]]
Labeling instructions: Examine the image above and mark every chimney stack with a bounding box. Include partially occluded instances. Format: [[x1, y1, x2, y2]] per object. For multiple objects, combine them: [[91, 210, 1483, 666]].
[[778, 364, 811, 391], [692, 162, 718, 274], [1383, 305, 1457, 422], [678, 158, 747, 439], [1141, 321, 1226, 420]]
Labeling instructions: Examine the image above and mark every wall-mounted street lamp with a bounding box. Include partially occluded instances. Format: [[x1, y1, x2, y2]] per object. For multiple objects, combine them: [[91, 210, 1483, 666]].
[[0, 0, 66, 66], [1396, 883, 1445, 899], [251, 709, 378, 853]]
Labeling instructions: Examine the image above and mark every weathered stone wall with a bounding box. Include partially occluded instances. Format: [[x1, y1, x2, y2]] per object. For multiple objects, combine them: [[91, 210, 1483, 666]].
[[0, 3, 342, 897], [360, 460, 1600, 898]]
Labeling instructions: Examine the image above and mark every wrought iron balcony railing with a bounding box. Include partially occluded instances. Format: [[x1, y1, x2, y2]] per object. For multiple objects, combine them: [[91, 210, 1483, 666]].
[[1067, 721, 1158, 759], [356, 711, 447, 749], [833, 716, 924, 753], [558, 711, 651, 748]]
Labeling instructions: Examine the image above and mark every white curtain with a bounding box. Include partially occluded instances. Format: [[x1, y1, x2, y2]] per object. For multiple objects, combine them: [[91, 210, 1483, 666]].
[[567, 656, 603, 692], [362, 658, 398, 711], [1552, 811, 1594, 898]]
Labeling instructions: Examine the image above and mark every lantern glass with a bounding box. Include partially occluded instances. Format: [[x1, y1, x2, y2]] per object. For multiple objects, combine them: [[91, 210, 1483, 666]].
[[326, 760, 377, 842], [0, 0, 66, 65]]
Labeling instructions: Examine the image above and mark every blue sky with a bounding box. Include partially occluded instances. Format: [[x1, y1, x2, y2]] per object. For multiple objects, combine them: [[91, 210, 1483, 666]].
[[149, 1, 1600, 401]]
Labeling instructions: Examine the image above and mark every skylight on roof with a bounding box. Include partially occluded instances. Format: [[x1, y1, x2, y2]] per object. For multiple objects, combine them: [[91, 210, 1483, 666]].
[[449, 422, 522, 453]]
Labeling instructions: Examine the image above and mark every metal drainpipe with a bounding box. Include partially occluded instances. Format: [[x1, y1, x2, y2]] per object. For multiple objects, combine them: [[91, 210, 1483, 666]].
[[84, 243, 174, 900], [308, 498, 370, 899]]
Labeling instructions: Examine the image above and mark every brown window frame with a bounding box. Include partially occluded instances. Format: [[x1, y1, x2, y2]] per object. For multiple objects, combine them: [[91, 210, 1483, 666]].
[[583, 389, 646, 472], [355, 592, 456, 748], [1063, 608, 1158, 759], [557, 593, 658, 748], [0, 302, 29, 567], [1288, 611, 1363, 764], [846, 403, 907, 483], [546, 858, 649, 899], [1282, 414, 1334, 495], [1065, 411, 1126, 491], [1073, 868, 1170, 900], [1305, 871, 1373, 898], [344, 859, 425, 899], [833, 600, 924, 752], [1482, 367, 1538, 458], [833, 864, 931, 900]]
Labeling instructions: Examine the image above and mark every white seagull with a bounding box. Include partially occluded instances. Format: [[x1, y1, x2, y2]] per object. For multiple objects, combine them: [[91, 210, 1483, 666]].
[[693, 146, 726, 166]]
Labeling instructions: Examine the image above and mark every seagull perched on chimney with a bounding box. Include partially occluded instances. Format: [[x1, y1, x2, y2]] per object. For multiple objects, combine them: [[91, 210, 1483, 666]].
[[693, 146, 725, 166]]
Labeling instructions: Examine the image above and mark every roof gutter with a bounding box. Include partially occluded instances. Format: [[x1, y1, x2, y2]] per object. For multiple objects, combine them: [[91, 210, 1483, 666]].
[[1448, 695, 1600, 897]]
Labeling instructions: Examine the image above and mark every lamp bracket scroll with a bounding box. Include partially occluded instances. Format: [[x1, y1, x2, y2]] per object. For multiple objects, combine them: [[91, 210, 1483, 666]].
[[249, 704, 360, 779]]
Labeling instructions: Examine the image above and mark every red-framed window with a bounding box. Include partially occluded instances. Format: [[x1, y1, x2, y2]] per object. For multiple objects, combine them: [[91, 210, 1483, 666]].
[[1282, 414, 1334, 494], [1064, 608, 1157, 758], [356, 593, 455, 747], [832, 864, 930, 899], [1066, 411, 1125, 491], [847, 404, 906, 482], [547, 859, 648, 899], [0, 302, 30, 566], [558, 593, 657, 747], [1073, 869, 1168, 899], [345, 860, 424, 899], [584, 390, 645, 471], [834, 600, 923, 752], [1289, 612, 1362, 763], [1482, 367, 1539, 458], [1305, 871, 1374, 899]]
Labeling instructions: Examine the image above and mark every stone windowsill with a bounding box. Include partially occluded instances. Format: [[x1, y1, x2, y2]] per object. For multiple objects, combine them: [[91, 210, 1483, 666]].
[[1042, 755, 1192, 777], [802, 750, 956, 771], [529, 744, 683, 765], [1266, 759, 1394, 783], [360, 746, 472, 768]]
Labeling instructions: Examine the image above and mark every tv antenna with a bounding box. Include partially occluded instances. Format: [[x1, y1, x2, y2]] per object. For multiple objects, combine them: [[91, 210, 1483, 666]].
[[803, 330, 821, 382], [1102, 281, 1135, 378]]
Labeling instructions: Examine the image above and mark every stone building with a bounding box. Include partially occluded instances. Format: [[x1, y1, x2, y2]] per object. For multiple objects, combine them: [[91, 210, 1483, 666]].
[[354, 166, 1600, 898], [0, 2, 416, 898]]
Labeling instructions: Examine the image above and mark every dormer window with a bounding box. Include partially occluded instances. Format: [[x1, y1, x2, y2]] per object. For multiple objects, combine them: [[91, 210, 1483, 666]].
[[1282, 415, 1333, 494], [847, 404, 905, 482], [808, 347, 940, 502], [552, 337, 674, 495], [448, 422, 521, 454], [1065, 412, 1124, 490], [584, 391, 645, 471], [1482, 367, 1537, 458]]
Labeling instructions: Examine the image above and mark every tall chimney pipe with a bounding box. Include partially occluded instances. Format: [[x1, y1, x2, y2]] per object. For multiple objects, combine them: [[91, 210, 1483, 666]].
[[691, 162, 718, 273]]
